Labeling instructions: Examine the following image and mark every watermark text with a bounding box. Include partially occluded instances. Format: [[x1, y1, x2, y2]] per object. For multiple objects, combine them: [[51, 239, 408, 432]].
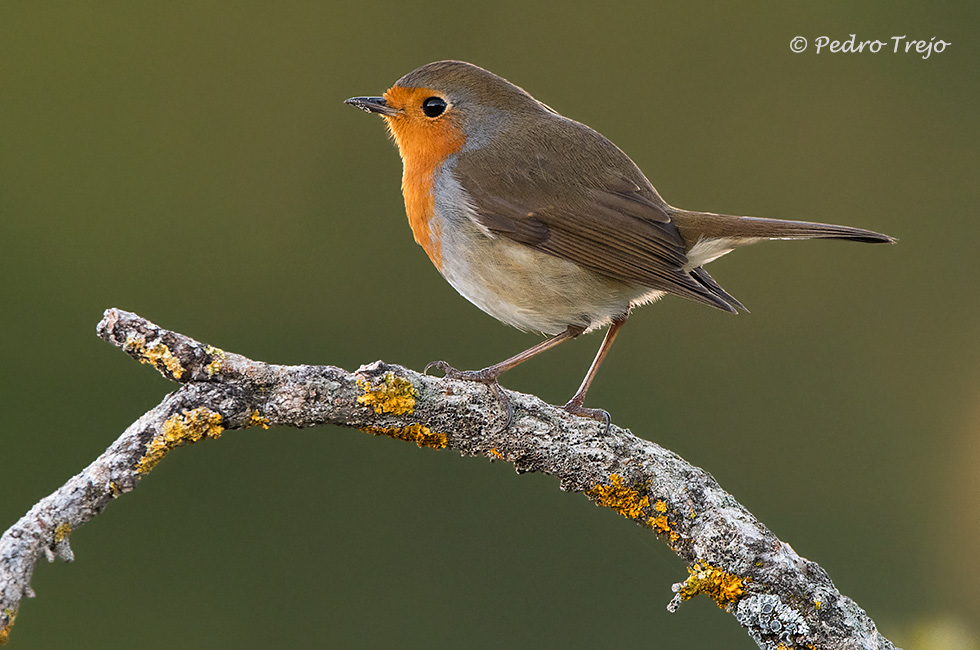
[[790, 34, 950, 59]]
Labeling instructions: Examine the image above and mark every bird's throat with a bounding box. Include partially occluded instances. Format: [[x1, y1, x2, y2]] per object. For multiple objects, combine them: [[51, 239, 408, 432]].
[[383, 102, 465, 270]]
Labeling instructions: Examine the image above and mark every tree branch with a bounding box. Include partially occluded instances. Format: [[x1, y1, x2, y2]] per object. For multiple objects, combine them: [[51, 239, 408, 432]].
[[0, 308, 898, 649]]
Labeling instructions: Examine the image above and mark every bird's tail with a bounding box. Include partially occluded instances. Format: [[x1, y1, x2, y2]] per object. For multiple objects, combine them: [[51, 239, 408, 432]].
[[670, 209, 896, 245], [666, 209, 895, 314]]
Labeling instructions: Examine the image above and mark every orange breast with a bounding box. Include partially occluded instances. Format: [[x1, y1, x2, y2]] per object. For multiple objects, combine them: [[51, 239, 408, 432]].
[[383, 86, 466, 270]]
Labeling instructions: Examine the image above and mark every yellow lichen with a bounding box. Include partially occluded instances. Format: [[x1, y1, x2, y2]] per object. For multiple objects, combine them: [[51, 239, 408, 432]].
[[488, 448, 504, 459], [648, 514, 671, 533], [204, 345, 225, 376], [356, 373, 416, 415], [654, 499, 668, 513], [587, 474, 650, 520], [247, 410, 270, 429], [815, 600, 821, 610], [109, 481, 121, 497], [0, 607, 15, 645], [676, 561, 746, 609], [123, 333, 185, 380], [122, 333, 145, 354], [136, 407, 224, 474], [53, 523, 71, 543], [361, 424, 447, 449]]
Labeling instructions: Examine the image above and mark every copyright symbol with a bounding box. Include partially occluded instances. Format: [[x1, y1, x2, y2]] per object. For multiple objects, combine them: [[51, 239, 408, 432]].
[[790, 36, 807, 53]]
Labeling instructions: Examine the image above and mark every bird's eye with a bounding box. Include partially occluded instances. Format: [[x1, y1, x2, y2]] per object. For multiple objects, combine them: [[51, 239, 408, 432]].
[[421, 96, 447, 118]]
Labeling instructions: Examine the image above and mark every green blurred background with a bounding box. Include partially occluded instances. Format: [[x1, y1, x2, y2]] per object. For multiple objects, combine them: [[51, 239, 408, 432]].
[[1, 2, 977, 648]]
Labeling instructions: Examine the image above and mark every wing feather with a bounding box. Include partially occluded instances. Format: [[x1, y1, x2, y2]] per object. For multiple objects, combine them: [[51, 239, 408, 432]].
[[454, 128, 738, 312]]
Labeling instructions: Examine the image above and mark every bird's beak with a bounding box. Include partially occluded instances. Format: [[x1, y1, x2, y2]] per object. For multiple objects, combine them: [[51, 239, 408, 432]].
[[344, 96, 400, 116]]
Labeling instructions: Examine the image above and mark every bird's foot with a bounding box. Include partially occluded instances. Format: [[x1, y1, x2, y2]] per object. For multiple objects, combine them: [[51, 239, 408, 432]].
[[424, 360, 513, 429], [562, 398, 612, 435], [424, 360, 502, 384]]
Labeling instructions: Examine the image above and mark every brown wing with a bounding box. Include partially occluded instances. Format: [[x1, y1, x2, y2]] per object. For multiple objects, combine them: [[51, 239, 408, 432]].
[[453, 117, 738, 312]]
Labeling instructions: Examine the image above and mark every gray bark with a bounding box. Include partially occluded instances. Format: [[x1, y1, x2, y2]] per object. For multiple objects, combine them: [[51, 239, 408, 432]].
[[0, 308, 899, 649]]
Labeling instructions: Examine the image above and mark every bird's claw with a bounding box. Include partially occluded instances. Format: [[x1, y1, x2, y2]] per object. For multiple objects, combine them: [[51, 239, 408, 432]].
[[423, 360, 513, 430], [423, 359, 451, 377], [562, 401, 612, 436], [424, 360, 500, 383]]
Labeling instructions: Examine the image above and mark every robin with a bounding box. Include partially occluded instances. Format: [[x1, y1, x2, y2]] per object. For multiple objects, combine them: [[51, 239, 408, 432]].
[[346, 60, 894, 426]]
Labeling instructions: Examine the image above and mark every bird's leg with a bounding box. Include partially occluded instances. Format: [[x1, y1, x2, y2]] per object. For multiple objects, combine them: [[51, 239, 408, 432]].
[[562, 315, 628, 431], [425, 324, 585, 426], [425, 324, 585, 382]]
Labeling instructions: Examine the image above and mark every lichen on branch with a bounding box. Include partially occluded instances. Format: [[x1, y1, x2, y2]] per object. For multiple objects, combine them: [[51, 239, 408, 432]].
[[0, 309, 900, 650]]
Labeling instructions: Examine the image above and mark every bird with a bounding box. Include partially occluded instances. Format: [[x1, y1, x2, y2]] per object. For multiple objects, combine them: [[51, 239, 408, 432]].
[[345, 60, 894, 427]]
